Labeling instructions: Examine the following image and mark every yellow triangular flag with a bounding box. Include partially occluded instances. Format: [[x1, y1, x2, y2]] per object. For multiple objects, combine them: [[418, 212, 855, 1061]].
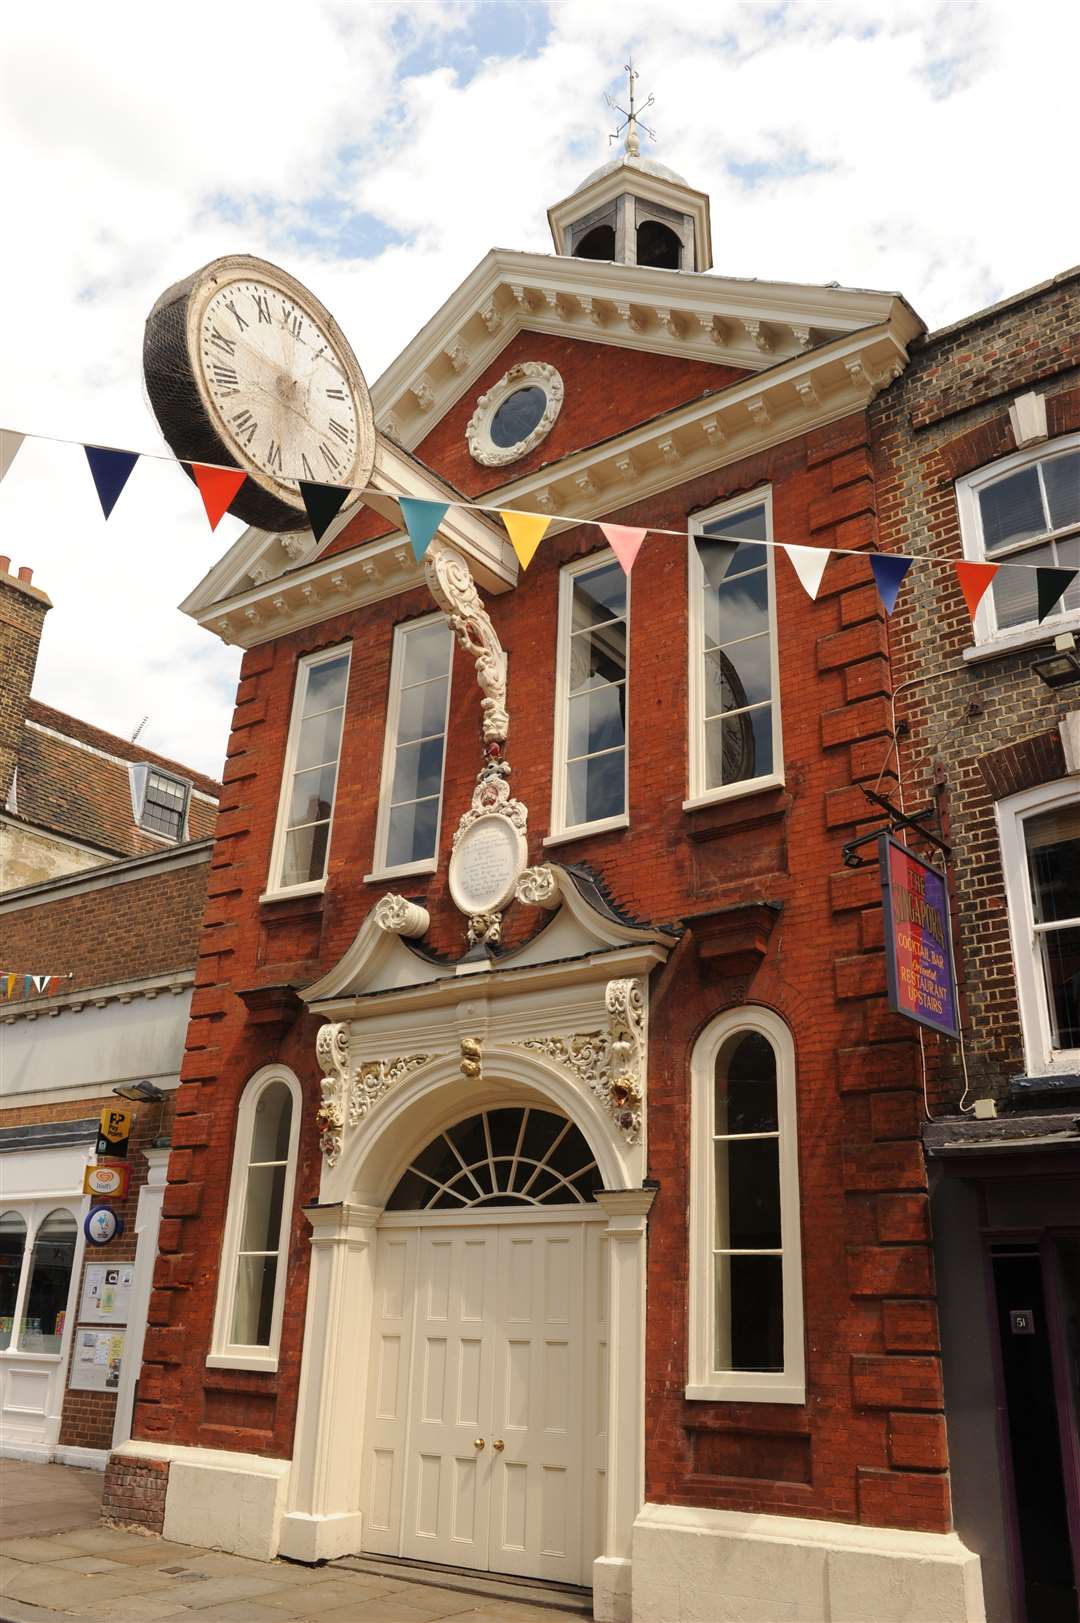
[[500, 510, 550, 571]]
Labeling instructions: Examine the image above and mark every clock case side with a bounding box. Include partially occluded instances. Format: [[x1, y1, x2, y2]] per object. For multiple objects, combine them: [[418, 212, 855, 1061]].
[[143, 256, 374, 535]]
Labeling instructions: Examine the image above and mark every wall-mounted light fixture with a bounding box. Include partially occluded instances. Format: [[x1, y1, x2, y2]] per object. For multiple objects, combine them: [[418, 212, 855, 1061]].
[[112, 1081, 165, 1104], [1033, 632, 1080, 690]]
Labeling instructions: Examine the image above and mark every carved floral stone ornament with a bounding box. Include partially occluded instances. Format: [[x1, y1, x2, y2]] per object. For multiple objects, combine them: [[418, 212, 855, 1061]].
[[372, 893, 429, 938], [315, 1020, 430, 1165], [514, 864, 560, 909], [521, 977, 646, 1143], [465, 362, 565, 468], [424, 541, 508, 744]]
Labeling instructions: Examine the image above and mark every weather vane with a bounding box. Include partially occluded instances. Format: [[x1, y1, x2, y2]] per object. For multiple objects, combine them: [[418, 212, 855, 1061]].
[[604, 58, 656, 158]]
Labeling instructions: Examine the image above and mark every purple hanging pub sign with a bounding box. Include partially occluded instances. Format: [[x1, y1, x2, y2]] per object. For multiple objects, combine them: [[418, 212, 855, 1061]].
[[878, 835, 959, 1039]]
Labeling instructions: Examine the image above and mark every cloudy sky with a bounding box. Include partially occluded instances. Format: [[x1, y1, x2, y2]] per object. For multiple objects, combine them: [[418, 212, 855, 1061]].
[[1, 0, 1077, 778]]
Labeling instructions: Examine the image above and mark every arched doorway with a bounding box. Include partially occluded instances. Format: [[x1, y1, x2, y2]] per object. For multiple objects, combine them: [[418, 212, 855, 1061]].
[[359, 1106, 607, 1586]]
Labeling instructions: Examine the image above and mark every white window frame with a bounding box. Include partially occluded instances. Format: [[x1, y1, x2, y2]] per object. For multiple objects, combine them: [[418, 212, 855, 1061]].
[[687, 1005, 805, 1404], [545, 548, 630, 846], [0, 1197, 83, 1365], [997, 777, 1080, 1076], [208, 1065, 302, 1372], [128, 764, 191, 844], [366, 612, 454, 882], [263, 643, 351, 902], [685, 487, 784, 810], [957, 430, 1080, 657]]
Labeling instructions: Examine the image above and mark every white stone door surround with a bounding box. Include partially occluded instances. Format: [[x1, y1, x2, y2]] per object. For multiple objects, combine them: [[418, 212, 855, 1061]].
[[279, 1046, 652, 1623]]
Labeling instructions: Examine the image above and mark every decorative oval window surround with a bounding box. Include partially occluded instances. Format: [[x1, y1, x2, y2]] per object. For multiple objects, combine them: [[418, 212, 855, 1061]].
[[466, 362, 564, 467]]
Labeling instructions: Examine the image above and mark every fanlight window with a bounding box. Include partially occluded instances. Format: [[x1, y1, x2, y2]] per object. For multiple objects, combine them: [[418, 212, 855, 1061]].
[[387, 1109, 602, 1210]]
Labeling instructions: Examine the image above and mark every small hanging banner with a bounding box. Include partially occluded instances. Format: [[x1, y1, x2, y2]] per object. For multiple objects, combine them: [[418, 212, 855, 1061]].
[[501, 510, 550, 571], [784, 544, 831, 600], [599, 523, 647, 575], [399, 498, 448, 563], [879, 835, 959, 1039], [84, 446, 139, 520], [954, 560, 999, 622], [1036, 567, 1078, 623], [298, 480, 350, 543], [870, 554, 913, 616], [95, 1106, 134, 1160], [190, 464, 247, 531], [0, 430, 25, 485]]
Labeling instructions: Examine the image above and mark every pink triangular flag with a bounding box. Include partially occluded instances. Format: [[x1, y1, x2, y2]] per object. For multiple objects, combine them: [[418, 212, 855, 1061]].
[[599, 524, 647, 576], [784, 544, 831, 600]]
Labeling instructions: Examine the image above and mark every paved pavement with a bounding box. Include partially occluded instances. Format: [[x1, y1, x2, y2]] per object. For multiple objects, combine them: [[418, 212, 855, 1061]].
[[0, 1459, 592, 1623]]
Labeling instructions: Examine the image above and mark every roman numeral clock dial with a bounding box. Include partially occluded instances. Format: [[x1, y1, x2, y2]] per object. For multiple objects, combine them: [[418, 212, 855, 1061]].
[[142, 254, 375, 533]]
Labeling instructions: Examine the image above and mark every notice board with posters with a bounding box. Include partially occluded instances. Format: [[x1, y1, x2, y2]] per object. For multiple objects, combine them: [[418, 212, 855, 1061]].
[[879, 834, 959, 1038], [69, 1327, 125, 1392]]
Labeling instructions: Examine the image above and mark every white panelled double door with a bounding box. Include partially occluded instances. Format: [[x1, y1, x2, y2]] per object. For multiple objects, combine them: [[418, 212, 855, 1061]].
[[362, 1213, 606, 1586]]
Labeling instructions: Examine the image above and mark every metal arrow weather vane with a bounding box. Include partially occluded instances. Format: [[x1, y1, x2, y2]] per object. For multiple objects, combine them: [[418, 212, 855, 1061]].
[[604, 58, 656, 157]]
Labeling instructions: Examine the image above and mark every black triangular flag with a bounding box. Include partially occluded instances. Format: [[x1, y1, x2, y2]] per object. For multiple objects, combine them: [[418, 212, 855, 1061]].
[[298, 480, 349, 543], [85, 446, 138, 519], [1036, 566, 1078, 623]]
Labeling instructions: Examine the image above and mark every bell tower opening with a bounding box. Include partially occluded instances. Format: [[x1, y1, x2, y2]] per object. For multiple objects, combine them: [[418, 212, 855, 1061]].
[[546, 62, 713, 273]]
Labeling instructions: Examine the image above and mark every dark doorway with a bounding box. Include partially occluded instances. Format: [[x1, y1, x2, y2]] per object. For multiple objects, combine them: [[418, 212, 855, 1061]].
[[574, 224, 615, 262], [636, 219, 681, 269], [993, 1246, 1080, 1622]]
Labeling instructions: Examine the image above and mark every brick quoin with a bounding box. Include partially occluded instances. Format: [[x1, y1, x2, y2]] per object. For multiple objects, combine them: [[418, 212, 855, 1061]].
[[127, 387, 953, 1541]]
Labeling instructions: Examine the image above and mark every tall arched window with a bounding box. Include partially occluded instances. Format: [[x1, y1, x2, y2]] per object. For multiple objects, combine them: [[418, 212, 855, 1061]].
[[0, 1211, 28, 1350], [209, 1066, 302, 1371], [687, 1007, 804, 1403]]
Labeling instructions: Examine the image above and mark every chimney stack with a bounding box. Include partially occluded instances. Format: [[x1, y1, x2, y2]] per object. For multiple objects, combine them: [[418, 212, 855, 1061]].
[[0, 561, 52, 807]]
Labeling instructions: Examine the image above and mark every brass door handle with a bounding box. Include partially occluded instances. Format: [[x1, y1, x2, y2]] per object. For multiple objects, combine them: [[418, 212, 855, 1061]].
[[492, 1438, 505, 1452], [473, 1438, 485, 1450]]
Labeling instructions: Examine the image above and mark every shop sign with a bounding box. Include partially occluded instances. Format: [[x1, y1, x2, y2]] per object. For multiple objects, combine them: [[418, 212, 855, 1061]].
[[879, 835, 959, 1038], [83, 1162, 130, 1200], [95, 1106, 133, 1159], [84, 1206, 124, 1246]]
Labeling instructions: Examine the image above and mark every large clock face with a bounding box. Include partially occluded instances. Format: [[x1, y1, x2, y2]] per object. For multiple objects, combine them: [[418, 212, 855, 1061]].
[[192, 276, 364, 496]]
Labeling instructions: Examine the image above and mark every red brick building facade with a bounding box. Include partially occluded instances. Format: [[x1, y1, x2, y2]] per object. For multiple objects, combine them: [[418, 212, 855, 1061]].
[[105, 153, 989, 1619]]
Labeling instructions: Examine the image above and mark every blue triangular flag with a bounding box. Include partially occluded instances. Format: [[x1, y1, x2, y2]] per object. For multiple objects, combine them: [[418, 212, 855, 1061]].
[[400, 498, 448, 563], [84, 446, 138, 519], [870, 554, 913, 616]]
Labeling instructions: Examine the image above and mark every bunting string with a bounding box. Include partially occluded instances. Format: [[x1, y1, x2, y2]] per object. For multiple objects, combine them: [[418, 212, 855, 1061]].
[[0, 972, 72, 1000], [2, 422, 1076, 625]]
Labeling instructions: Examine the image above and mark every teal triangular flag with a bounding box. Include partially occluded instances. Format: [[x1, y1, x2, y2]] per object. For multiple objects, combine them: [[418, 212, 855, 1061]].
[[298, 480, 350, 543], [1036, 567, 1077, 623], [400, 498, 448, 563], [84, 446, 138, 519]]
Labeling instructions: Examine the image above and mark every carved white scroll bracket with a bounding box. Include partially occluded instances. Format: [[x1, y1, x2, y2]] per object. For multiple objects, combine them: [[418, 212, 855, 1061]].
[[519, 976, 646, 1144], [514, 864, 560, 910], [372, 893, 430, 938], [424, 539, 509, 745]]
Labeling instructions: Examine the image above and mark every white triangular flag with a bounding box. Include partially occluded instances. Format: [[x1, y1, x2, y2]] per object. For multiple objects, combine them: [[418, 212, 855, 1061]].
[[31, 975, 50, 994], [0, 431, 25, 485], [784, 544, 831, 600]]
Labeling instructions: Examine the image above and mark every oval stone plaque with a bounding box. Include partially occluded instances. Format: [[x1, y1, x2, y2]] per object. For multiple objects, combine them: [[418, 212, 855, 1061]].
[[449, 813, 526, 917]]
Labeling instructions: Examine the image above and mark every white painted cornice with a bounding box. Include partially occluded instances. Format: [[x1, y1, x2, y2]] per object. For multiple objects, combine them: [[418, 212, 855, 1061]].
[[369, 247, 924, 453], [179, 435, 516, 628]]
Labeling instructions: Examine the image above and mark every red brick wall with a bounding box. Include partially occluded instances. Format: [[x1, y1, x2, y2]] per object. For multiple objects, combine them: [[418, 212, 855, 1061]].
[[872, 270, 1080, 1109], [0, 856, 210, 1000], [133, 404, 945, 1532]]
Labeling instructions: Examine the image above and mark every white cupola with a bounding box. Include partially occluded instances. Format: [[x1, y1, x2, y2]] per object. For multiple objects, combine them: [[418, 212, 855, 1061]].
[[547, 66, 713, 273]]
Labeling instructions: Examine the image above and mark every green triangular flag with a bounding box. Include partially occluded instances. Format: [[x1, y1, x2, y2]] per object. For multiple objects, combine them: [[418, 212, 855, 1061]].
[[1036, 566, 1078, 623], [298, 480, 350, 543], [399, 498, 448, 563]]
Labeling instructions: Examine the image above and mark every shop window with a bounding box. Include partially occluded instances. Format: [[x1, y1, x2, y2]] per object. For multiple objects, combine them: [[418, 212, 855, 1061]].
[[0, 1211, 27, 1350], [549, 553, 629, 841], [687, 1008, 804, 1403], [687, 491, 783, 808], [265, 645, 350, 897], [998, 781, 1080, 1072], [18, 1210, 77, 1353], [209, 1067, 301, 1371], [370, 615, 454, 878], [957, 432, 1080, 645]]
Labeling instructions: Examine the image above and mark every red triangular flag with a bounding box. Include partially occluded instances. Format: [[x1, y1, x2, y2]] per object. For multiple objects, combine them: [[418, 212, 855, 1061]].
[[190, 464, 247, 531], [598, 524, 648, 575], [954, 560, 999, 622]]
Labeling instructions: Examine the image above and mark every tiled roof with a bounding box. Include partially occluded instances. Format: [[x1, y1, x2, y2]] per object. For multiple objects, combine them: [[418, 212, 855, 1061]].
[[10, 701, 219, 859]]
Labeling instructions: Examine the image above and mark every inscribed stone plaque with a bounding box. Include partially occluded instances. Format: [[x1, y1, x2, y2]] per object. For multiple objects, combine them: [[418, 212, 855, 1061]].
[[449, 813, 525, 916]]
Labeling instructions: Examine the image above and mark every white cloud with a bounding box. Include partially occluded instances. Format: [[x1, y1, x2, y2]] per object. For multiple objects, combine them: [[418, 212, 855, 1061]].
[[1, 0, 1076, 777]]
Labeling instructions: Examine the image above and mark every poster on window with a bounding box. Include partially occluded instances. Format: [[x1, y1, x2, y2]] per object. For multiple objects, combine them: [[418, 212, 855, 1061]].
[[79, 1264, 134, 1325], [69, 1327, 125, 1391], [879, 835, 959, 1038]]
